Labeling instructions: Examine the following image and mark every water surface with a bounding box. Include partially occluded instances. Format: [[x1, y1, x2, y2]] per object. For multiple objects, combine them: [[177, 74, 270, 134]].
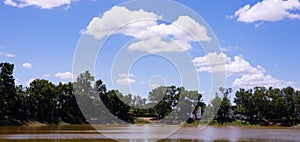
[[0, 124, 299, 142]]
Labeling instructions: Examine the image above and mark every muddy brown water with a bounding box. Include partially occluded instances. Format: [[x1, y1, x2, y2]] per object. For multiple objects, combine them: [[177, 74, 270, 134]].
[[0, 124, 299, 142]]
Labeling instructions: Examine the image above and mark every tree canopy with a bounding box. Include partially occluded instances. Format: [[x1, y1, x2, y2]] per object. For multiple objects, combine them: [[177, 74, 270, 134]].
[[0, 62, 299, 126]]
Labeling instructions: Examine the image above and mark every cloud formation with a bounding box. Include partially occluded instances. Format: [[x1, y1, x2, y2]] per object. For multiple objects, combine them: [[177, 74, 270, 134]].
[[233, 0, 300, 23], [0, 52, 15, 58], [83, 6, 211, 53], [55, 72, 73, 80], [127, 37, 191, 53], [192, 52, 264, 76], [232, 72, 294, 88], [116, 73, 136, 85], [116, 78, 136, 86], [3, 0, 74, 9], [84, 6, 161, 39], [193, 52, 293, 88], [22, 62, 32, 69]]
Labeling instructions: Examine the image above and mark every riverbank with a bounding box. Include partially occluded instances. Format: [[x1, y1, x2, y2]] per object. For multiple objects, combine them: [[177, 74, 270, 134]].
[[0, 119, 72, 127], [183, 120, 300, 128], [1, 118, 299, 129]]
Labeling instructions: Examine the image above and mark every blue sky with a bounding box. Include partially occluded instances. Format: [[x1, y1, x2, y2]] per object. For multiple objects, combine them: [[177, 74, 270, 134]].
[[1, 0, 300, 102]]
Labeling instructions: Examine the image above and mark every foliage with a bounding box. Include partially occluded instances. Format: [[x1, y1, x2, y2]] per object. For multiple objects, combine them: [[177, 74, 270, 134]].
[[0, 63, 18, 120], [234, 86, 300, 126], [0, 62, 299, 126]]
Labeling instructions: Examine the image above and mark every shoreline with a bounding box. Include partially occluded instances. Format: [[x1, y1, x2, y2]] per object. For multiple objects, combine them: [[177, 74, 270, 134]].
[[1, 120, 299, 129]]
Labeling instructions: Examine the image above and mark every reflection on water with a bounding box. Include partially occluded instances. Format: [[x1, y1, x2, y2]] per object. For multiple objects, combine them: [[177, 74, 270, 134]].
[[0, 125, 299, 142]]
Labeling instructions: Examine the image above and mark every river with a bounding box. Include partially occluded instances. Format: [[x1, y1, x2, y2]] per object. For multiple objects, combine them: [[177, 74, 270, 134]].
[[0, 124, 299, 142]]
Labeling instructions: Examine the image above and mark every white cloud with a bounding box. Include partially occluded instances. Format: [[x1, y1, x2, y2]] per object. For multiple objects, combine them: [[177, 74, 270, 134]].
[[170, 16, 211, 42], [193, 52, 293, 88], [220, 47, 231, 52], [15, 77, 19, 85], [233, 72, 294, 88], [116, 73, 136, 85], [83, 6, 211, 53], [26, 78, 35, 86], [149, 83, 161, 90], [22, 62, 32, 69], [116, 77, 136, 85], [128, 37, 191, 53], [55, 72, 73, 80], [43, 74, 50, 77], [233, 0, 300, 23], [224, 56, 265, 75], [0, 52, 15, 58], [220, 46, 237, 52], [3, 0, 74, 9], [193, 53, 264, 76], [192, 52, 230, 67], [83, 6, 161, 39]]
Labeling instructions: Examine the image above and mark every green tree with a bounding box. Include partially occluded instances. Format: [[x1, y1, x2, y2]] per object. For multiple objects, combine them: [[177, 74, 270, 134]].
[[0, 62, 17, 120], [73, 71, 96, 121], [57, 82, 85, 123], [234, 88, 257, 124], [178, 87, 205, 122], [218, 88, 232, 123], [295, 90, 300, 123], [99, 89, 133, 123], [27, 79, 57, 122], [149, 86, 180, 120], [15, 85, 28, 120], [282, 87, 296, 122], [210, 88, 232, 124]]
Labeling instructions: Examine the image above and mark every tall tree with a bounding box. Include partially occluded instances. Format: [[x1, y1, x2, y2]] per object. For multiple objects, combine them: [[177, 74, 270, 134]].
[[295, 90, 300, 123], [149, 86, 180, 120], [57, 82, 85, 123], [0, 62, 17, 120], [211, 87, 232, 124], [73, 71, 96, 121], [27, 79, 57, 122]]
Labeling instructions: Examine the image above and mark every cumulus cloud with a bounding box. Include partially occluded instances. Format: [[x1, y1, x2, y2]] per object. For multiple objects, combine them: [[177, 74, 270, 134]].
[[55, 72, 73, 80], [83, 6, 211, 53], [193, 52, 293, 88], [22, 62, 32, 69], [3, 0, 74, 9], [116, 78, 136, 85], [233, 72, 294, 88], [233, 0, 300, 23], [170, 16, 211, 42], [0, 52, 15, 58], [193, 53, 264, 75], [116, 73, 136, 85], [192, 52, 230, 67], [128, 37, 191, 53], [83, 6, 161, 39]]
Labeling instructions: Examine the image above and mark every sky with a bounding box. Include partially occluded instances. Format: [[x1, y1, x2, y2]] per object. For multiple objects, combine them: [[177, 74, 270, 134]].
[[1, 0, 300, 102]]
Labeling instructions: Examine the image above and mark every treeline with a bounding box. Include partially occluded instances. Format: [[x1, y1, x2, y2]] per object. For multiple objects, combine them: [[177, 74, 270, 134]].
[[203, 87, 300, 126], [0, 62, 204, 125], [0, 62, 300, 126]]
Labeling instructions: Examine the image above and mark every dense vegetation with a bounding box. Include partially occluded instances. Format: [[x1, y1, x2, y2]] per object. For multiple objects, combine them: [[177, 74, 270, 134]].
[[0, 62, 299, 126]]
